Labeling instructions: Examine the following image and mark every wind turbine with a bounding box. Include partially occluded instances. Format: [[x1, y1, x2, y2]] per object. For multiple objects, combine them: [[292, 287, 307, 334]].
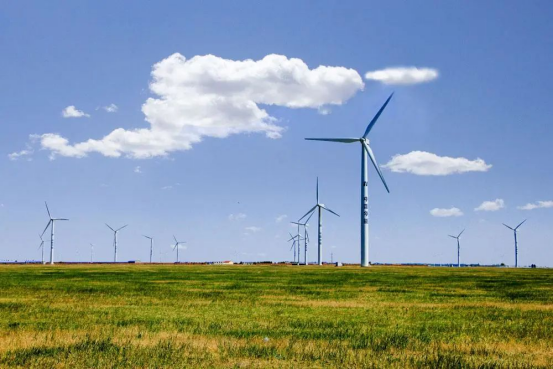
[[287, 232, 299, 263], [38, 234, 45, 264], [90, 243, 94, 263], [173, 235, 186, 263], [305, 94, 393, 267], [448, 229, 465, 267], [291, 213, 313, 265], [105, 224, 128, 262], [41, 202, 69, 265], [299, 178, 339, 265], [503, 220, 527, 268], [143, 235, 154, 263]]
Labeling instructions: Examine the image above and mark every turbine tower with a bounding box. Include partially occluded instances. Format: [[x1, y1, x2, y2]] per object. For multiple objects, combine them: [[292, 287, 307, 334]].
[[143, 235, 154, 263], [173, 235, 185, 263], [90, 243, 94, 263], [448, 229, 465, 267], [299, 178, 339, 265], [287, 232, 300, 263], [41, 202, 69, 265], [503, 220, 527, 268], [305, 94, 393, 267], [38, 234, 45, 264], [291, 213, 313, 265], [105, 224, 128, 262]]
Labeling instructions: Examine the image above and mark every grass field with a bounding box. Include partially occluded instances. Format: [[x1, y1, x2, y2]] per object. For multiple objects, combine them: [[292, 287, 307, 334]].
[[0, 265, 551, 368]]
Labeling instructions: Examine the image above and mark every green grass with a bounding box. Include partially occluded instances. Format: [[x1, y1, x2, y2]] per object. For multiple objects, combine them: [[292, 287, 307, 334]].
[[0, 265, 551, 368]]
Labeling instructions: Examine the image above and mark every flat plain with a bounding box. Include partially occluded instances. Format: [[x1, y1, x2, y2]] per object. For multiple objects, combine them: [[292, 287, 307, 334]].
[[0, 264, 551, 368]]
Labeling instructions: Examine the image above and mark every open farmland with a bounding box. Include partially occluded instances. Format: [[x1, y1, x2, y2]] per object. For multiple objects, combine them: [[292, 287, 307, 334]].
[[0, 265, 551, 368]]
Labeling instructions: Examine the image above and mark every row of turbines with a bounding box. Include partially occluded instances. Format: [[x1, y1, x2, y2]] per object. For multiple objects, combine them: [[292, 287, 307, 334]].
[[287, 94, 530, 268], [449, 220, 527, 268], [38, 202, 186, 264]]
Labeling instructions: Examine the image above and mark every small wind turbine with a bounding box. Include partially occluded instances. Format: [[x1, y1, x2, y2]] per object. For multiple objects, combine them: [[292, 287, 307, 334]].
[[90, 243, 94, 263], [305, 94, 393, 267], [41, 202, 69, 265], [299, 178, 339, 265], [291, 214, 313, 265], [173, 235, 186, 263], [38, 234, 45, 264], [143, 235, 154, 263], [105, 224, 128, 262], [448, 229, 465, 267], [503, 220, 527, 268]]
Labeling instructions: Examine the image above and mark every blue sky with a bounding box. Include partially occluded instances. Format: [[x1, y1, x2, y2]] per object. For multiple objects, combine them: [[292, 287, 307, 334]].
[[1, 1, 552, 266]]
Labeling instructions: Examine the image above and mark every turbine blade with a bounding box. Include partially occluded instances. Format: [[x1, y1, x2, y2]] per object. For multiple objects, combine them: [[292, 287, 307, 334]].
[[38, 241, 43, 250], [458, 229, 465, 238], [515, 219, 527, 230], [299, 205, 317, 221], [321, 205, 340, 217], [363, 93, 394, 138], [105, 224, 115, 232], [41, 220, 52, 237], [44, 202, 51, 218], [316, 177, 319, 204], [305, 210, 315, 224], [55, 218, 69, 221], [363, 143, 390, 193], [305, 138, 359, 143], [117, 225, 128, 232], [448, 235, 457, 239], [290, 221, 301, 226], [502, 223, 514, 231]]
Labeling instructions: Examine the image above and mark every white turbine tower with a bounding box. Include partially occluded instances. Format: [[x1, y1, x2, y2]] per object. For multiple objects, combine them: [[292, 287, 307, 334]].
[[38, 234, 45, 264], [448, 229, 465, 267], [173, 235, 185, 263], [299, 179, 340, 265], [41, 202, 69, 265], [305, 94, 393, 267], [143, 235, 154, 263], [503, 220, 527, 268], [105, 224, 128, 262], [90, 243, 94, 263]]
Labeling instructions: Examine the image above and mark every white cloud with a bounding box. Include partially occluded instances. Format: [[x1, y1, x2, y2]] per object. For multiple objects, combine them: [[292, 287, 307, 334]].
[[104, 104, 118, 113], [245, 226, 262, 233], [228, 213, 247, 221], [517, 201, 553, 210], [8, 149, 33, 161], [365, 67, 439, 85], [37, 54, 363, 159], [134, 166, 142, 174], [275, 214, 287, 223], [430, 207, 463, 217], [475, 199, 505, 212], [383, 151, 491, 176], [61, 105, 90, 118]]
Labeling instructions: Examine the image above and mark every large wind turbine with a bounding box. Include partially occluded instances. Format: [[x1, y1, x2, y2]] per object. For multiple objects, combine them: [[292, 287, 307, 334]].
[[143, 235, 154, 263], [41, 202, 69, 265], [173, 235, 186, 263], [305, 94, 393, 267], [291, 213, 313, 265], [299, 178, 339, 265], [38, 234, 45, 264], [503, 220, 527, 268], [105, 224, 128, 262], [448, 229, 465, 267]]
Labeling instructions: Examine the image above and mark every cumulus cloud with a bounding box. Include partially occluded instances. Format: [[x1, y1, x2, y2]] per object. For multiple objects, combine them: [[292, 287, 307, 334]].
[[228, 213, 247, 221], [383, 151, 491, 176], [518, 201, 553, 210], [430, 207, 463, 217], [365, 67, 438, 85], [245, 226, 262, 233], [475, 199, 505, 212], [275, 214, 287, 223], [134, 166, 142, 174], [36, 53, 363, 159], [62, 105, 90, 118], [104, 104, 118, 113]]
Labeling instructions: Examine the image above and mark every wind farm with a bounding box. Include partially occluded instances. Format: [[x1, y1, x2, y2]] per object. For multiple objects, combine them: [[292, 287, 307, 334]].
[[1, 2, 553, 367]]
